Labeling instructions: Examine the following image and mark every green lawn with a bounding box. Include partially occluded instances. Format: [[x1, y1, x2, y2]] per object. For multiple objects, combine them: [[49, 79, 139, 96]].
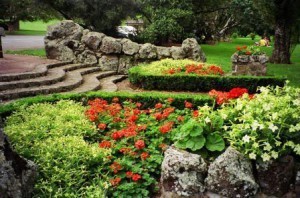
[[5, 49, 46, 57], [6, 20, 60, 35], [202, 37, 300, 87]]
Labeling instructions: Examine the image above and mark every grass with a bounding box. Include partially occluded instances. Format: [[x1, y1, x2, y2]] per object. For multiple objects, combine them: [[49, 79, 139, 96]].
[[5, 49, 46, 57], [201, 37, 300, 87], [6, 20, 60, 35]]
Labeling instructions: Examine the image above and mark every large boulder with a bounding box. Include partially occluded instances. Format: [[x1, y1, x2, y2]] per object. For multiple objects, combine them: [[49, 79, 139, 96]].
[[205, 147, 258, 198], [45, 20, 83, 41], [182, 38, 206, 62], [45, 20, 83, 61], [256, 156, 295, 197], [160, 146, 208, 198], [170, 47, 186, 60], [81, 32, 105, 50], [138, 43, 157, 59], [76, 50, 97, 64], [157, 47, 171, 59], [99, 36, 122, 54], [0, 129, 38, 198], [121, 39, 140, 55], [99, 55, 119, 71]]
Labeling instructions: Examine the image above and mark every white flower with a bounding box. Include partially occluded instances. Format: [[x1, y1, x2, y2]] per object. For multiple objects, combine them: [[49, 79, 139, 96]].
[[220, 113, 228, 120], [275, 141, 282, 147], [251, 120, 260, 131], [262, 153, 271, 162], [271, 151, 279, 159], [293, 99, 300, 106], [223, 125, 229, 131], [242, 135, 251, 143], [271, 113, 279, 120], [268, 123, 278, 132], [253, 142, 259, 148], [294, 144, 300, 155], [249, 153, 256, 160], [263, 104, 271, 111], [263, 143, 272, 151], [204, 117, 211, 123]]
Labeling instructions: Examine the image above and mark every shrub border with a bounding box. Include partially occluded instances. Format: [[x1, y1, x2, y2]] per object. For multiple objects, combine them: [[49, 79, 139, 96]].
[[129, 67, 286, 93], [0, 91, 213, 120]]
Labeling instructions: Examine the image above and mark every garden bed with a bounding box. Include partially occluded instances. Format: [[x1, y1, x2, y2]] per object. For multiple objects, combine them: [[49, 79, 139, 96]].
[[128, 59, 286, 93], [1, 86, 300, 197]]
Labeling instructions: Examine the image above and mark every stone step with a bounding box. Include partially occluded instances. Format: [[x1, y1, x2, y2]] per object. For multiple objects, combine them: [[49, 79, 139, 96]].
[[0, 61, 72, 82], [0, 64, 98, 91], [99, 75, 127, 92], [70, 71, 117, 93], [0, 67, 101, 100], [0, 69, 66, 91]]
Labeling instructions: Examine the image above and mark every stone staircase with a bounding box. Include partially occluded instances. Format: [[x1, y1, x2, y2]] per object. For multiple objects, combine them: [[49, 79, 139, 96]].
[[0, 62, 126, 101]]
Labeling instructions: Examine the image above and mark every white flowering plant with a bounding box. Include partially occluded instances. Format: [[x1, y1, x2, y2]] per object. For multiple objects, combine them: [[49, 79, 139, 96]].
[[218, 85, 300, 162]]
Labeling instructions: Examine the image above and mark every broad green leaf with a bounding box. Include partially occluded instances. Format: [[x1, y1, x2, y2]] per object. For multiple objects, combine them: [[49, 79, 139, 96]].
[[191, 136, 206, 151], [190, 125, 203, 137], [175, 140, 187, 149], [186, 140, 195, 149], [205, 133, 225, 152]]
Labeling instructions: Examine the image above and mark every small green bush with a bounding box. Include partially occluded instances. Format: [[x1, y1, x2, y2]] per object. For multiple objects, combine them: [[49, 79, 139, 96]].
[[231, 32, 239, 39], [4, 100, 109, 197], [219, 86, 300, 162]]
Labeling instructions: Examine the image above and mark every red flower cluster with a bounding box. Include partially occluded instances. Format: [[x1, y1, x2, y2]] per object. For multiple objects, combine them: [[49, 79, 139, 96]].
[[110, 162, 122, 174], [110, 177, 121, 186], [209, 87, 251, 105], [99, 140, 111, 148], [135, 140, 145, 149], [159, 122, 174, 134], [164, 64, 224, 76]]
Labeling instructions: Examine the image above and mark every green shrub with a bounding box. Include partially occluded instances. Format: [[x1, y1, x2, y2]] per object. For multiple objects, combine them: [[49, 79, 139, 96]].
[[231, 32, 239, 39], [0, 91, 213, 119], [4, 100, 109, 197], [219, 85, 300, 162]]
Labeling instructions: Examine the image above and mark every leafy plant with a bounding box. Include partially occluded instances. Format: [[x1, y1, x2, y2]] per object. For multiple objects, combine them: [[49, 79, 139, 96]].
[[219, 85, 300, 162], [174, 106, 225, 153]]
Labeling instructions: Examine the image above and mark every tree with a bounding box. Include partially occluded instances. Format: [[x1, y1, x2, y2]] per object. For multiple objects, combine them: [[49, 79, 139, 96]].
[[38, 0, 138, 35], [0, 0, 57, 31], [253, 0, 300, 64]]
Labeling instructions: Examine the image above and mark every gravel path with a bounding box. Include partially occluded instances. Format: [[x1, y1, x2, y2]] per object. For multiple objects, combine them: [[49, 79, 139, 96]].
[[2, 35, 44, 50]]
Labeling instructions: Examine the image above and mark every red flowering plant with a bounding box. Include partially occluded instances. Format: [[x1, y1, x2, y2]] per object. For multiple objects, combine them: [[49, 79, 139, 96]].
[[209, 87, 254, 105], [235, 45, 265, 56], [164, 63, 224, 76], [85, 97, 203, 197]]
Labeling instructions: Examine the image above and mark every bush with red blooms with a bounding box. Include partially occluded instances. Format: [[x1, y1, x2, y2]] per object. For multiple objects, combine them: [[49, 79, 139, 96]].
[[235, 45, 265, 56], [164, 63, 224, 76], [209, 87, 253, 105], [85, 98, 200, 197]]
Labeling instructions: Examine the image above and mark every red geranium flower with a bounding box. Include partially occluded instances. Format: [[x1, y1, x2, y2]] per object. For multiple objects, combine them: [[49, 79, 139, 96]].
[[99, 140, 111, 148], [184, 101, 193, 108], [98, 123, 107, 130], [155, 103, 163, 109], [110, 177, 121, 186], [110, 162, 122, 174], [159, 122, 174, 134], [112, 97, 119, 103], [132, 174, 142, 181], [141, 152, 150, 160], [135, 140, 145, 150], [126, 171, 134, 178], [177, 116, 184, 122]]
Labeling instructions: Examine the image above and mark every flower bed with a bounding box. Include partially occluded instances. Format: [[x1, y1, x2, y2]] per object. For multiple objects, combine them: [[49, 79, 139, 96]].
[[2, 86, 300, 197], [129, 59, 286, 93]]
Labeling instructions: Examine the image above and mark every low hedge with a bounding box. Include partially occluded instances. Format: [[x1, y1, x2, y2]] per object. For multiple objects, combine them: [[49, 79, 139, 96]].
[[0, 91, 213, 120], [129, 65, 286, 93]]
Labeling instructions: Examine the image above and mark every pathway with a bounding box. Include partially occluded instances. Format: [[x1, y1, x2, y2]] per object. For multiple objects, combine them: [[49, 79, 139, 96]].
[[2, 35, 44, 50]]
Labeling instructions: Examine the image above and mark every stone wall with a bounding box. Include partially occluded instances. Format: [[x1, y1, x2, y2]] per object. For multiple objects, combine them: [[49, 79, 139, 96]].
[[231, 53, 269, 76], [44, 20, 206, 74]]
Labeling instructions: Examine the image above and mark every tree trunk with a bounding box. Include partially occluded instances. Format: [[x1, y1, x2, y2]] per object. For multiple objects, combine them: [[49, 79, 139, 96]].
[[7, 21, 20, 32], [271, 19, 291, 64]]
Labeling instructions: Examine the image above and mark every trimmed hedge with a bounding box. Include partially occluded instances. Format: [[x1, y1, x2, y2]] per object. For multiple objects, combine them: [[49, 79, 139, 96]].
[[0, 91, 213, 119], [129, 66, 286, 93]]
